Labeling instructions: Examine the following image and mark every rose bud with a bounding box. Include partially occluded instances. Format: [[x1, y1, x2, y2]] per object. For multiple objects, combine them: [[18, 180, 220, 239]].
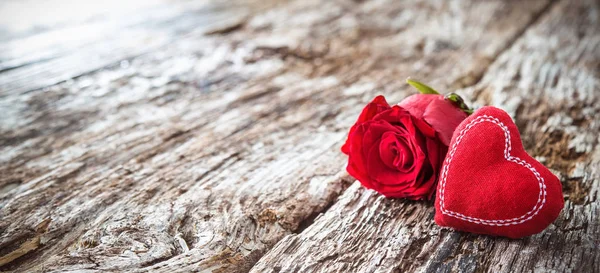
[[341, 80, 471, 200], [398, 94, 468, 146], [341, 96, 447, 200]]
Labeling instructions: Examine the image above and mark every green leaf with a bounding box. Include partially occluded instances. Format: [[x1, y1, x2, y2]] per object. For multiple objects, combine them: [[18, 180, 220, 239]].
[[406, 78, 440, 95]]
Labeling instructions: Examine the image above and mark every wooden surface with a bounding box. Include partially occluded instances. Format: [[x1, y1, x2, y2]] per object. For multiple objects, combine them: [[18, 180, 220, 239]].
[[0, 0, 598, 272]]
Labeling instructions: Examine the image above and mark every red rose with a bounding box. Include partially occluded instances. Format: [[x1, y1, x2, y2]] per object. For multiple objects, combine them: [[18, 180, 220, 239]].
[[341, 95, 456, 200], [398, 94, 468, 146]]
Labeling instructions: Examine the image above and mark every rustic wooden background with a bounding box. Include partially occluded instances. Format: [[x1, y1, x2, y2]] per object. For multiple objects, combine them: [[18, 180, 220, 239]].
[[0, 0, 598, 272]]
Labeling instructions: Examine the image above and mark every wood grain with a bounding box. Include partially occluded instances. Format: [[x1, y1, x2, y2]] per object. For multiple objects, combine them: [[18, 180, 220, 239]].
[[0, 0, 597, 272], [251, 0, 600, 272], [0, 1, 255, 97]]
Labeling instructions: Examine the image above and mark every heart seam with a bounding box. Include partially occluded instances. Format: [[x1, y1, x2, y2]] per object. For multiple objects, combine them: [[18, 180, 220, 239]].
[[439, 115, 547, 226]]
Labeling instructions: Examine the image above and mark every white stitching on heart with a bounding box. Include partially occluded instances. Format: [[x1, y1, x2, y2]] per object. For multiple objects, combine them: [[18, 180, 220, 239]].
[[439, 115, 547, 226]]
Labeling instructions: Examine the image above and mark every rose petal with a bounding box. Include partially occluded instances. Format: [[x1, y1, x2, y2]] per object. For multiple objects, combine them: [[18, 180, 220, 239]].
[[367, 141, 419, 186], [379, 132, 400, 169], [423, 97, 468, 146], [397, 94, 440, 119], [346, 124, 371, 187], [394, 136, 414, 169], [342, 96, 391, 154]]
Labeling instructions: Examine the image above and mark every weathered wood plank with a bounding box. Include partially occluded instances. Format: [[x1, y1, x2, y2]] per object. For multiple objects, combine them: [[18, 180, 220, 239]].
[[0, 1, 254, 97], [0, 0, 176, 42], [250, 0, 600, 272], [0, 1, 195, 72], [0, 0, 576, 272]]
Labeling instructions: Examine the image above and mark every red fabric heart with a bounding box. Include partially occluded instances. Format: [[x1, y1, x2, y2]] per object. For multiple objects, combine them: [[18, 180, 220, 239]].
[[434, 106, 564, 238]]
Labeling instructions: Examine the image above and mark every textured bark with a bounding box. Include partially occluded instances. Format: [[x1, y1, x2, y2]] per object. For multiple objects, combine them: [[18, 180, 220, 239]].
[[0, 0, 598, 272], [251, 0, 600, 272]]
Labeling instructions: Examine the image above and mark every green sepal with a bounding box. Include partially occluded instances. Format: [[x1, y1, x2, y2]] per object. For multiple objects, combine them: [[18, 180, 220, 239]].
[[445, 92, 474, 115]]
